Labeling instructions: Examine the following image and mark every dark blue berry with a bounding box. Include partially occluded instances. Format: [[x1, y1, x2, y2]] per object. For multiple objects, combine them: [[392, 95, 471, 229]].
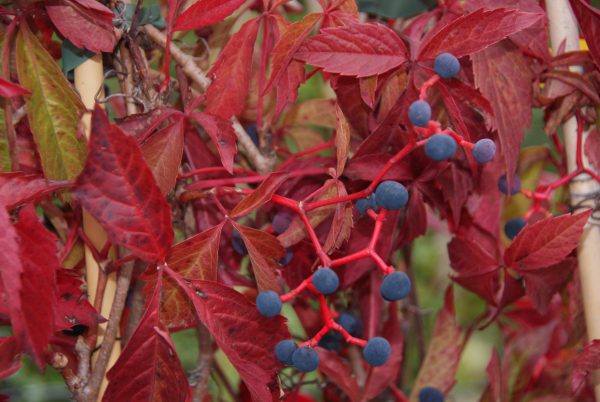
[[272, 212, 293, 234], [424, 134, 457, 161], [256, 291, 282, 317], [409, 100, 432, 127], [318, 331, 343, 352], [434, 52, 460, 79], [363, 337, 391, 366], [498, 174, 521, 196], [375, 181, 409, 210], [245, 124, 260, 146], [312, 267, 339, 295], [419, 387, 445, 402], [356, 194, 379, 216], [279, 248, 294, 265], [338, 312, 362, 337], [380, 271, 411, 301], [473, 139, 496, 164], [504, 217, 526, 240], [292, 346, 320, 372], [275, 340, 297, 365], [231, 229, 247, 256]]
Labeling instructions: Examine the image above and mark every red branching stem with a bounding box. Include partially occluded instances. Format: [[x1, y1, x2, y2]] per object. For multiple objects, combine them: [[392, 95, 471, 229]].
[[330, 249, 370, 267], [297, 209, 331, 266], [59, 220, 81, 262], [280, 278, 312, 302], [419, 74, 440, 100]]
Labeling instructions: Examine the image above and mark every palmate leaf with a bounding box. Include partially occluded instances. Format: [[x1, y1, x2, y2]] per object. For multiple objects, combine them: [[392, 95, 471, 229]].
[[16, 23, 87, 180], [174, 0, 246, 32]]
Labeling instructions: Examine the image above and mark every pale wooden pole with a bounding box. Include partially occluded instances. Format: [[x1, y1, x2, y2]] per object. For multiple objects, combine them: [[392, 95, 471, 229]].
[[547, 1, 600, 399]]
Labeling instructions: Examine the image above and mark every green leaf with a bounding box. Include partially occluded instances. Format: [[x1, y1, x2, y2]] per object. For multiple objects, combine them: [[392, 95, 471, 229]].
[[0, 103, 10, 172], [16, 24, 87, 180]]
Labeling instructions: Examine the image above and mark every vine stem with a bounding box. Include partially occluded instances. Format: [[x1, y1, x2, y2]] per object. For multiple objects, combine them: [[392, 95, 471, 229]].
[[547, 1, 600, 399]]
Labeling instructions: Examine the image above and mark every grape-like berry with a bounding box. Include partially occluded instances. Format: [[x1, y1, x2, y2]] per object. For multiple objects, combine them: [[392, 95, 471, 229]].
[[231, 229, 247, 256], [272, 212, 293, 234], [497, 174, 521, 196], [356, 194, 378, 216], [363, 337, 391, 366], [380, 271, 411, 301], [245, 123, 260, 146], [375, 181, 409, 210], [279, 248, 294, 266], [292, 346, 320, 372], [419, 386, 445, 402], [424, 134, 457, 161], [275, 340, 297, 365], [312, 267, 339, 295], [256, 291, 282, 317], [473, 138, 496, 164], [434, 52, 460, 79], [505, 217, 527, 240], [409, 100, 432, 127], [318, 331, 343, 352], [338, 312, 362, 337]]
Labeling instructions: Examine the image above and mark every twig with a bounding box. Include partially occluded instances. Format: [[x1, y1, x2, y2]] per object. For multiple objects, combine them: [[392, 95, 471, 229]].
[[142, 24, 275, 173], [115, 44, 139, 115], [190, 323, 213, 402]]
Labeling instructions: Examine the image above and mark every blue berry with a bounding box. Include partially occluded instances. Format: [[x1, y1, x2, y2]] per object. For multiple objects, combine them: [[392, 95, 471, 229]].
[[231, 229, 247, 256], [424, 134, 457, 161], [275, 340, 297, 365], [292, 346, 320, 372], [256, 291, 282, 317], [419, 387, 445, 402], [272, 212, 293, 234], [356, 194, 379, 216], [380, 271, 411, 301], [375, 181, 409, 210], [504, 217, 526, 240], [434, 52, 460, 79], [279, 248, 294, 265], [318, 331, 343, 352], [498, 174, 521, 195], [473, 139, 496, 164], [312, 267, 339, 295], [245, 124, 260, 146], [409, 100, 432, 127], [363, 337, 391, 366], [338, 312, 362, 337]]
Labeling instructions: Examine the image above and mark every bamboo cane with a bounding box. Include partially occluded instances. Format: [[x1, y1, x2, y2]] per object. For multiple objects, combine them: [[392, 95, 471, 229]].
[[547, 1, 600, 399]]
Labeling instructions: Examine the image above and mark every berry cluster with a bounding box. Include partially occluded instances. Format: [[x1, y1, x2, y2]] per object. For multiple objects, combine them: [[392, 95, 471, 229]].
[[250, 52, 497, 374]]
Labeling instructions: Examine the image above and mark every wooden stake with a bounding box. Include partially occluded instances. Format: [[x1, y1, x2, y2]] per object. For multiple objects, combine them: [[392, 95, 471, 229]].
[[73, 54, 121, 400], [547, 1, 600, 399]]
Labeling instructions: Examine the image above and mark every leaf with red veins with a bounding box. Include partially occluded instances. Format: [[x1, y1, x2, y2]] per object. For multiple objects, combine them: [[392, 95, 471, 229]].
[[584, 129, 600, 172], [46, 0, 116, 53], [190, 111, 238, 174], [504, 211, 591, 270], [472, 41, 532, 176], [323, 180, 353, 253], [144, 223, 224, 331], [0, 337, 20, 380], [417, 8, 541, 60], [73, 106, 173, 263], [316, 347, 360, 401], [165, 273, 290, 401], [104, 276, 190, 402], [410, 288, 464, 398], [141, 116, 185, 195], [570, 0, 600, 68], [572, 339, 600, 394], [232, 222, 284, 292], [230, 172, 290, 218], [0, 77, 29, 98], [295, 23, 409, 78], [439, 165, 474, 228], [517, 257, 576, 314], [334, 104, 351, 176], [55, 269, 105, 332], [205, 18, 260, 120], [0, 173, 70, 210], [174, 0, 246, 31], [265, 13, 322, 94]]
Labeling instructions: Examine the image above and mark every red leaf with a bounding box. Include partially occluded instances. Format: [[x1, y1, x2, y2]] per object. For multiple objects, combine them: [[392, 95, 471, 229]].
[[205, 18, 260, 119], [117, 108, 182, 143], [485, 348, 506, 402], [73, 106, 174, 263], [322, 180, 353, 253], [517, 258, 576, 314], [316, 348, 360, 401], [231, 172, 290, 218], [0, 337, 20, 380], [472, 41, 533, 177], [190, 112, 238, 174], [55, 270, 105, 331], [231, 222, 284, 292], [504, 211, 591, 270], [570, 0, 600, 68], [417, 8, 541, 60], [295, 23, 409, 77], [174, 0, 246, 31], [411, 288, 464, 396], [165, 271, 290, 401], [46, 0, 116, 53], [0, 77, 29, 97], [0, 173, 70, 210], [448, 236, 499, 275], [104, 276, 190, 402], [572, 339, 600, 394], [584, 128, 600, 172], [141, 116, 185, 195], [145, 223, 224, 330]]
